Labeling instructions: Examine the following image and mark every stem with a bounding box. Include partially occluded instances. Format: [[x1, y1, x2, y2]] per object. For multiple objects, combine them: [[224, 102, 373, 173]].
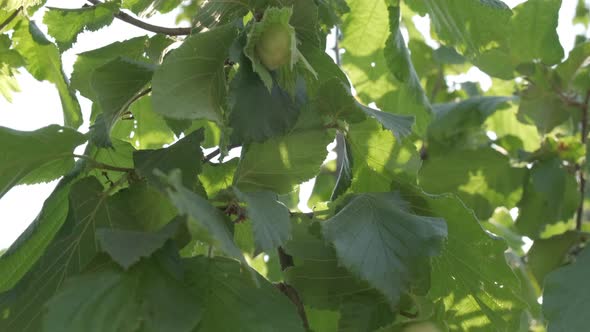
[[276, 247, 310, 331], [332, 27, 341, 66], [576, 90, 590, 231], [73, 154, 135, 173], [86, 0, 191, 35], [0, 7, 22, 31]]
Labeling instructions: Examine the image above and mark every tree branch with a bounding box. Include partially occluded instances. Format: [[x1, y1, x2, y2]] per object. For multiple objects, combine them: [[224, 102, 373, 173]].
[[86, 0, 192, 35], [0, 6, 22, 32], [576, 90, 590, 231]]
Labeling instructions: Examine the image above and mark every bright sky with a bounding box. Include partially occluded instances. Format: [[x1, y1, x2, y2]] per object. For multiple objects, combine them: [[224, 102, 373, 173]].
[[0, 0, 585, 249]]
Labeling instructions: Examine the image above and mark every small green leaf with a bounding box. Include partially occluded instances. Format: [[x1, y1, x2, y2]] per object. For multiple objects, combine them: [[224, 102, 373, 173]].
[[43, 2, 118, 52], [13, 20, 83, 128], [159, 170, 246, 265], [90, 57, 154, 146], [134, 128, 204, 191], [152, 24, 237, 122], [0, 125, 86, 199], [528, 231, 584, 286], [322, 192, 447, 306], [233, 188, 291, 252]]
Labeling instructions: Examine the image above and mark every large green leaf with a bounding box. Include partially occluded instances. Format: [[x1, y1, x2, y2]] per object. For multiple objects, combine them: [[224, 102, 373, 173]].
[[406, 0, 512, 56], [152, 24, 237, 122], [187, 256, 305, 331], [0, 172, 79, 292], [419, 147, 525, 219], [13, 20, 82, 128], [228, 57, 306, 143], [543, 246, 590, 332], [43, 254, 201, 332], [322, 192, 447, 306], [234, 108, 333, 194], [0, 177, 175, 331], [71, 36, 148, 100], [43, 2, 117, 51], [0, 125, 86, 199], [424, 195, 524, 331], [507, 0, 563, 65], [233, 188, 291, 252]]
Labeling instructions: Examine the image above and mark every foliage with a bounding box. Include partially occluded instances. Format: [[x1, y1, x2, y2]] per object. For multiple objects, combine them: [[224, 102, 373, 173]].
[[1, 0, 590, 331]]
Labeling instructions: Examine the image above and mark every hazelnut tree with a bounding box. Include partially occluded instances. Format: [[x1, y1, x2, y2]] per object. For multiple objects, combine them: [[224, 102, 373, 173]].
[[1, 0, 590, 331]]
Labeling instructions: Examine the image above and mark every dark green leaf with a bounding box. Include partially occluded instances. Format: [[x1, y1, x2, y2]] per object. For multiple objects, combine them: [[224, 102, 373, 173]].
[[543, 246, 590, 332], [152, 24, 237, 122], [233, 188, 291, 252], [322, 192, 447, 306], [528, 231, 583, 286], [43, 255, 201, 332], [134, 128, 204, 191]]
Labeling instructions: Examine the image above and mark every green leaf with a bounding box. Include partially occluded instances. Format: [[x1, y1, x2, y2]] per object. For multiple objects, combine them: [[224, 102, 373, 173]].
[[322, 192, 447, 306], [71, 36, 148, 101], [516, 158, 578, 238], [556, 41, 590, 85], [406, 0, 512, 56], [0, 125, 86, 199], [13, 20, 82, 128], [383, 5, 431, 135], [419, 147, 525, 219], [123, 95, 176, 149], [507, 0, 564, 65], [528, 231, 583, 286], [134, 128, 204, 191], [192, 0, 249, 33], [0, 64, 20, 102], [234, 113, 333, 194], [0, 177, 173, 331], [199, 158, 239, 198], [43, 2, 117, 52], [543, 246, 590, 332], [187, 256, 305, 331], [233, 188, 291, 252], [0, 173, 79, 292], [228, 57, 306, 143], [159, 170, 246, 265], [152, 24, 237, 123], [427, 96, 514, 148], [424, 195, 524, 331], [43, 255, 202, 332], [90, 57, 154, 146], [96, 221, 181, 270], [360, 104, 414, 140], [332, 133, 352, 200], [0, 0, 41, 11], [122, 0, 182, 16]]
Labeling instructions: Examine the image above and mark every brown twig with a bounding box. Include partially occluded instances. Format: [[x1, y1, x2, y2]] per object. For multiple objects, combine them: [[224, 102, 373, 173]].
[[576, 90, 590, 231], [86, 0, 191, 35], [0, 7, 22, 32]]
